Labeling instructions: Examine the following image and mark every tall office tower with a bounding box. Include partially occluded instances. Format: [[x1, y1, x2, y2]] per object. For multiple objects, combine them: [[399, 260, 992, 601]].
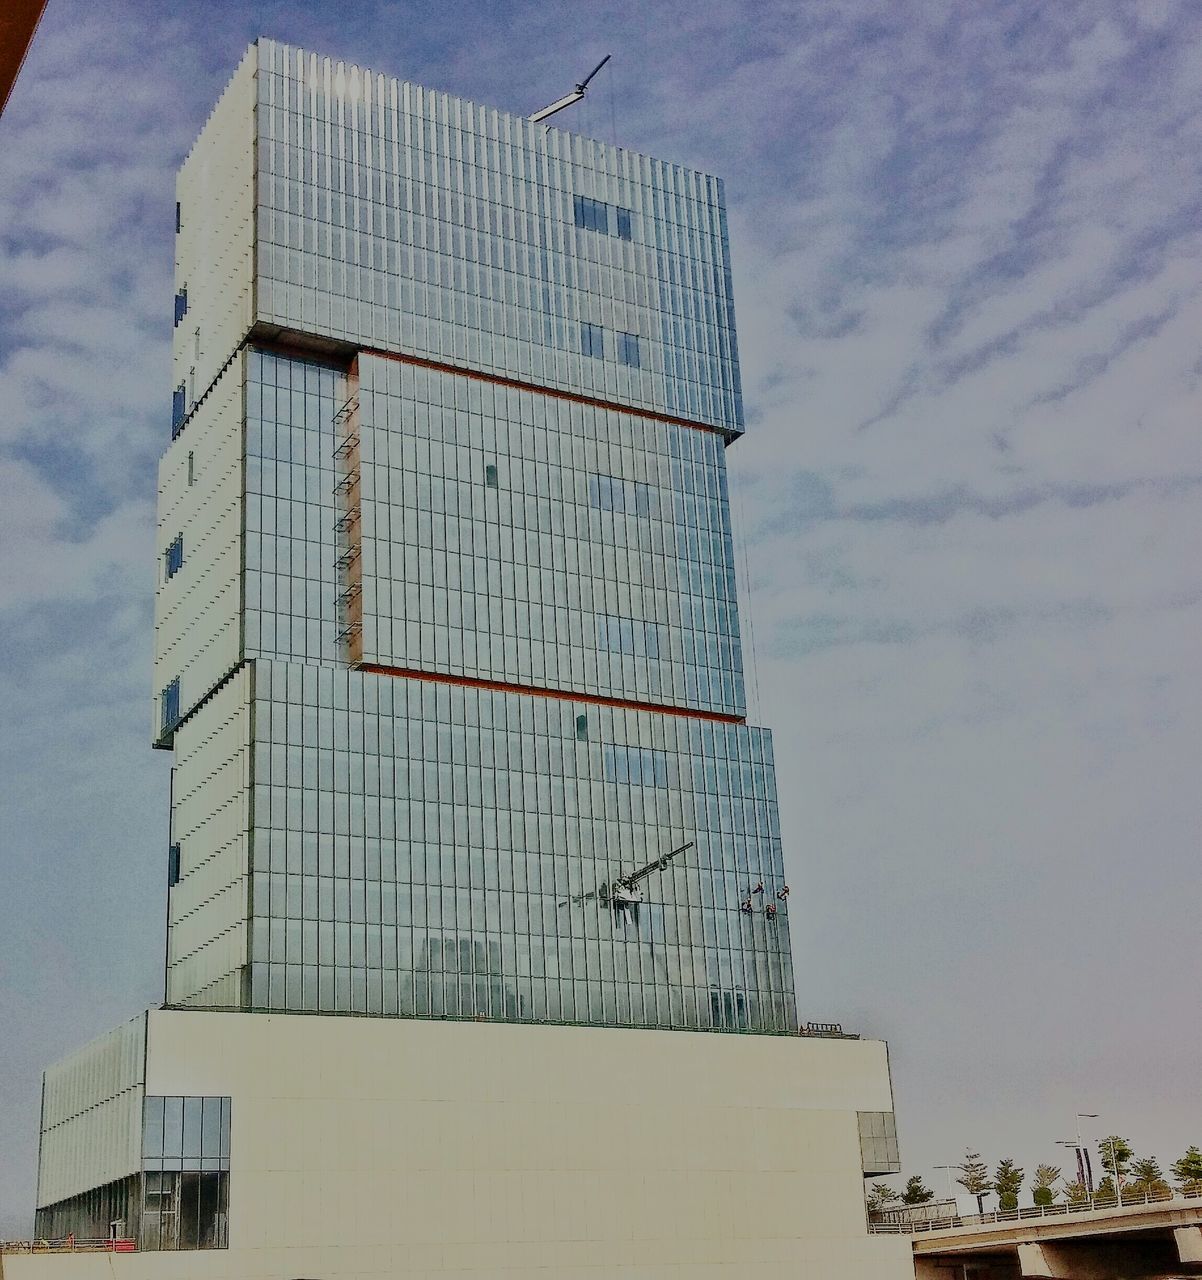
[[24, 43, 908, 1279], [155, 38, 794, 1032]]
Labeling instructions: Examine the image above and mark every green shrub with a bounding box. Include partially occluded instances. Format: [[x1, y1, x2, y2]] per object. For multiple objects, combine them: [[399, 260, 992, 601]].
[[1032, 1186, 1054, 1207], [998, 1191, 1018, 1212]]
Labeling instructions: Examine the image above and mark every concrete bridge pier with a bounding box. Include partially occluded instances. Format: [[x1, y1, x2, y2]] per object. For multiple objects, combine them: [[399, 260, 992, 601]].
[[1177, 1226, 1202, 1266], [1012, 1226, 1202, 1278]]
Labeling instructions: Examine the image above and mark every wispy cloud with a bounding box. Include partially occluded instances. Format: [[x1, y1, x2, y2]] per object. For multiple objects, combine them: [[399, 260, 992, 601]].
[[1, 0, 1200, 1234]]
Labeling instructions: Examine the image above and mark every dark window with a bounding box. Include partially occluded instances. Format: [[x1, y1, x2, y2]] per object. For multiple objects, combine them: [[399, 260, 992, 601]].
[[710, 987, 749, 1030], [161, 678, 181, 734], [187, 452, 195, 486], [574, 194, 632, 240], [175, 201, 182, 233], [618, 331, 642, 368], [141, 1096, 230, 1251], [168, 844, 181, 887], [165, 534, 184, 580], [174, 288, 188, 327], [580, 321, 604, 359], [573, 194, 610, 233], [484, 464, 498, 488], [576, 715, 588, 741], [172, 385, 186, 437]]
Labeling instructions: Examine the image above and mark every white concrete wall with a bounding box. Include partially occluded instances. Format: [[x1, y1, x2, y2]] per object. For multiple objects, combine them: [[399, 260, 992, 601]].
[[152, 354, 246, 740], [36, 1016, 146, 1208], [9, 1009, 912, 1278], [166, 668, 253, 1006]]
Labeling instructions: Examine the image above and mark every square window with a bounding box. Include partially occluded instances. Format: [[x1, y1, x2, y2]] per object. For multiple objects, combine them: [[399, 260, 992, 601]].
[[580, 322, 604, 359], [172, 385, 186, 437], [618, 332, 642, 368], [165, 534, 184, 580], [161, 678, 181, 734]]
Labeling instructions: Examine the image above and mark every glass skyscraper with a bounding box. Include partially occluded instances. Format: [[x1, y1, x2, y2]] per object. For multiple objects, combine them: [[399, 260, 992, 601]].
[[157, 38, 796, 1033], [27, 43, 909, 1267]]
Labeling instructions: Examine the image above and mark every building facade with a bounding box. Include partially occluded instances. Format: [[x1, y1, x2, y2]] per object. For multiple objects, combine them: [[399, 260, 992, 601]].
[[26, 43, 907, 1274], [155, 38, 795, 1033]]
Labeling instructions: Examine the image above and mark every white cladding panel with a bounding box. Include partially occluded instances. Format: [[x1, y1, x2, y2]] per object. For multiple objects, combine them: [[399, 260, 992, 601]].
[[37, 1015, 146, 1207], [166, 666, 253, 1007], [152, 354, 245, 741], [172, 46, 257, 420]]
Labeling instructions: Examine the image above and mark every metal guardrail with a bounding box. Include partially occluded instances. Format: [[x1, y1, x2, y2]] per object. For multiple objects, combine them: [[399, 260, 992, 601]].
[[801, 1021, 853, 1037], [869, 1186, 1202, 1234], [0, 1238, 136, 1254]]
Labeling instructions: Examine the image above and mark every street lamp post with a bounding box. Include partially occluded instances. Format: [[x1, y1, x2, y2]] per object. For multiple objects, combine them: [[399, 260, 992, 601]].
[[1102, 1135, 1123, 1207], [1077, 1113, 1099, 1193]]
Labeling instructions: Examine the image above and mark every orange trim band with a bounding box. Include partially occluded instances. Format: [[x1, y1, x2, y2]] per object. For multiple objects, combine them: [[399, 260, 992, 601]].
[[360, 347, 730, 437], [357, 662, 745, 724]]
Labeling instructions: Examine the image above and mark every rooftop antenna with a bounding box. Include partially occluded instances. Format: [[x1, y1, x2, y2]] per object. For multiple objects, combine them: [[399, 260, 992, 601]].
[[530, 54, 611, 124]]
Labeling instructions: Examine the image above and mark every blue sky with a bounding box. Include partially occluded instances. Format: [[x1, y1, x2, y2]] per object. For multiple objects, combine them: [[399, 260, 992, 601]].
[[2, 0, 1200, 1230]]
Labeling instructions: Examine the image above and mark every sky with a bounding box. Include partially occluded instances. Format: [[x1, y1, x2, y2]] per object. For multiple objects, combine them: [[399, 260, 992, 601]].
[[1, 0, 1200, 1234]]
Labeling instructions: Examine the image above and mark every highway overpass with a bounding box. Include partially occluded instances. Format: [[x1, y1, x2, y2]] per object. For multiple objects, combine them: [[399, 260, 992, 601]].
[[874, 1193, 1202, 1278]]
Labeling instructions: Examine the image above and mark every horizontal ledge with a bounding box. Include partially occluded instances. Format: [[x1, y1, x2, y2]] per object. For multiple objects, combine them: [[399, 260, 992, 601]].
[[356, 662, 746, 724]]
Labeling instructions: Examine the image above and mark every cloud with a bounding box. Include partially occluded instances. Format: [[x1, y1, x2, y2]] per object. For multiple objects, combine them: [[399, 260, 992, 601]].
[[2, 0, 1201, 1236]]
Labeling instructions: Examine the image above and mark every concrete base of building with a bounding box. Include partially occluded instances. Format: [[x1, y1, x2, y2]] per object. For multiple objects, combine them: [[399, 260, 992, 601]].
[[15, 1008, 913, 1278]]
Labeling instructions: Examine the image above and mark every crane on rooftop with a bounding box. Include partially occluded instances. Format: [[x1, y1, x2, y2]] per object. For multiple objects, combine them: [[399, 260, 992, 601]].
[[530, 54, 611, 124]]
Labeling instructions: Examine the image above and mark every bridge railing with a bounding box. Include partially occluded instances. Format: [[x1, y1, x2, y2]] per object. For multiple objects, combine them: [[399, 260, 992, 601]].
[[0, 1238, 136, 1254], [869, 1185, 1202, 1234]]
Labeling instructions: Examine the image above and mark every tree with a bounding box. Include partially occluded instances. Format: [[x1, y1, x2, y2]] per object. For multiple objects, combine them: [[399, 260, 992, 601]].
[[1062, 1177, 1090, 1207], [1171, 1145, 1202, 1195], [1125, 1157, 1171, 1202], [867, 1183, 899, 1213], [994, 1158, 1024, 1212], [1093, 1175, 1117, 1204], [956, 1149, 993, 1214], [1097, 1135, 1133, 1183], [901, 1175, 934, 1205], [1032, 1163, 1060, 1208]]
